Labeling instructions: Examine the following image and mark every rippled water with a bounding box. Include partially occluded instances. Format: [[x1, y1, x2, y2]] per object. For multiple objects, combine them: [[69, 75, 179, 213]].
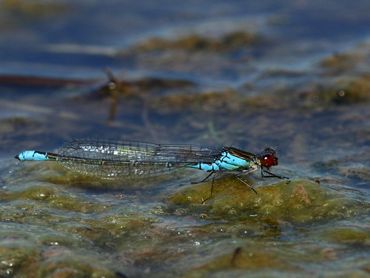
[[0, 1, 370, 277]]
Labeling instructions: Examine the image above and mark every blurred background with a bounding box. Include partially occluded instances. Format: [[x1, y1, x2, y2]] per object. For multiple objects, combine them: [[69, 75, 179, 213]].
[[1, 0, 369, 155], [0, 0, 370, 277]]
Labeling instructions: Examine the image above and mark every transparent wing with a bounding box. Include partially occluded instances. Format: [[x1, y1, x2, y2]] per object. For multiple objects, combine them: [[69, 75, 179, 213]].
[[59, 139, 221, 163], [54, 158, 180, 177], [53, 139, 222, 177]]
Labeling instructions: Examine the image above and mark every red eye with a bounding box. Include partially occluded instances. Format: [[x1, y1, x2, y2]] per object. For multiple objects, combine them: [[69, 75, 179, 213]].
[[261, 155, 277, 168], [258, 148, 278, 168]]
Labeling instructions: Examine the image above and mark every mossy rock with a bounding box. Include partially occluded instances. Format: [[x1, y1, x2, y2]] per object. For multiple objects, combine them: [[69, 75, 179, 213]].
[[168, 179, 368, 223], [2, 186, 108, 213]]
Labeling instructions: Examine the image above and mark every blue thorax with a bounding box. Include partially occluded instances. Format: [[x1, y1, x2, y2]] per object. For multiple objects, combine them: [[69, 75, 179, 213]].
[[189, 151, 251, 172]]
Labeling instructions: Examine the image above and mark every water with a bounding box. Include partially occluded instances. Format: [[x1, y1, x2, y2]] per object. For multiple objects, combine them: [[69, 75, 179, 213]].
[[0, 1, 369, 277]]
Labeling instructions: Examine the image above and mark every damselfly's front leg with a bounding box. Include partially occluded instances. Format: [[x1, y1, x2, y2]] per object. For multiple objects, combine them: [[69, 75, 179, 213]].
[[241, 165, 258, 175], [261, 168, 289, 179], [235, 175, 257, 194], [235, 165, 258, 194]]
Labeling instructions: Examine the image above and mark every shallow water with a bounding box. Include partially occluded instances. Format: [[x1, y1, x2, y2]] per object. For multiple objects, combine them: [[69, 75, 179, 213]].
[[0, 1, 370, 277]]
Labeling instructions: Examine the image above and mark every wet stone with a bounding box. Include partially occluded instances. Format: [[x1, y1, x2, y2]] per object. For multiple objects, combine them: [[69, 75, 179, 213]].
[[167, 179, 369, 223]]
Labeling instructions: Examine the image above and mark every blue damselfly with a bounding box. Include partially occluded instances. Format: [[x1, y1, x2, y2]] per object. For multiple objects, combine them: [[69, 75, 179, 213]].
[[15, 139, 288, 199]]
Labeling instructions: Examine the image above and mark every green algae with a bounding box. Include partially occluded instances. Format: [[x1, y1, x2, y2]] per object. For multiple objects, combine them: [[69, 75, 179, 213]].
[[320, 227, 370, 245], [0, 117, 37, 134], [83, 72, 370, 122], [185, 220, 284, 241], [96, 75, 195, 98], [184, 246, 297, 278], [1, 0, 68, 18], [70, 214, 156, 249], [182, 239, 350, 278], [320, 53, 362, 73], [37, 251, 120, 278], [299, 74, 370, 107], [337, 75, 370, 104], [131, 31, 263, 53], [0, 240, 38, 277], [86, 74, 370, 122], [168, 179, 367, 223], [152, 90, 241, 114], [181, 229, 370, 277], [0, 236, 124, 277], [1, 186, 108, 213], [151, 89, 288, 116]]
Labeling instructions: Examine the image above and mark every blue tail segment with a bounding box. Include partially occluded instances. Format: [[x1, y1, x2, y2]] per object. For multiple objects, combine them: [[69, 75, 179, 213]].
[[15, 150, 49, 161], [189, 151, 251, 172]]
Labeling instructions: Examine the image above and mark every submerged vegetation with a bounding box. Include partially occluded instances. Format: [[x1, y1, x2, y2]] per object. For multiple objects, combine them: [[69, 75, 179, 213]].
[[130, 31, 264, 53]]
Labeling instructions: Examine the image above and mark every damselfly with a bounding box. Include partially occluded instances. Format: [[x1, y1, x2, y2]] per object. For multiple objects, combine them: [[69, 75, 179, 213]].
[[15, 139, 288, 198]]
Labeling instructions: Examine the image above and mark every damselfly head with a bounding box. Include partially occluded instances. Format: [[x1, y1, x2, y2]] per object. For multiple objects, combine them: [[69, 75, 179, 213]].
[[258, 148, 278, 168]]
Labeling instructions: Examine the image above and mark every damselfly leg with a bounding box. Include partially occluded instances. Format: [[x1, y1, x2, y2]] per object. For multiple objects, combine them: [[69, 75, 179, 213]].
[[202, 173, 216, 204], [191, 170, 215, 184], [261, 168, 289, 180], [190, 170, 217, 204], [235, 175, 257, 194]]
